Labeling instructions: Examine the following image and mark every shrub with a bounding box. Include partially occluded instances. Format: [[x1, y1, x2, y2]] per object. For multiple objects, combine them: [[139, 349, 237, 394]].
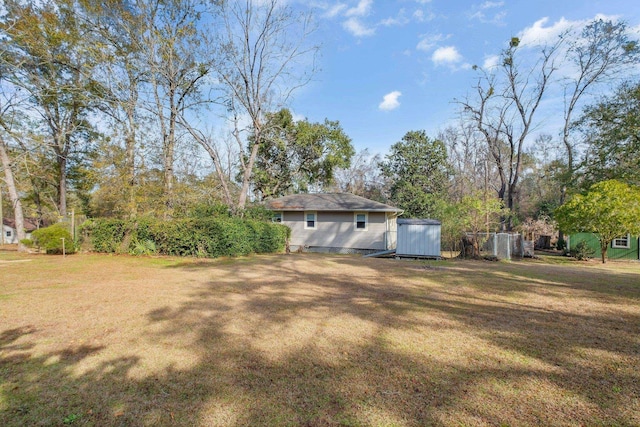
[[129, 239, 157, 256], [570, 241, 595, 261], [20, 238, 34, 248], [81, 218, 126, 253], [243, 205, 274, 221], [186, 202, 232, 219], [556, 238, 566, 251], [31, 223, 76, 255]]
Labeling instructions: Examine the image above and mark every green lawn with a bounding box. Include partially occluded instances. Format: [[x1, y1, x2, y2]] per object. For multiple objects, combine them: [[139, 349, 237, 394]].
[[1, 251, 639, 426]]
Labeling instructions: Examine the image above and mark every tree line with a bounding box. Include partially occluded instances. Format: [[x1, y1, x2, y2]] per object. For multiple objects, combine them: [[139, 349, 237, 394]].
[[1, 2, 639, 255], [0, 0, 334, 245]]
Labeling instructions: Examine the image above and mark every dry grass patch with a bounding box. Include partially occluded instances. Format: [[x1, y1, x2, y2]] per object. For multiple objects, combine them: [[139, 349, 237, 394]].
[[1, 251, 639, 426]]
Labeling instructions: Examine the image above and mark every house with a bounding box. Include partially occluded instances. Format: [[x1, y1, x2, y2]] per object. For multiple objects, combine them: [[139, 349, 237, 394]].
[[2, 218, 39, 244], [265, 193, 403, 253], [567, 233, 640, 261]]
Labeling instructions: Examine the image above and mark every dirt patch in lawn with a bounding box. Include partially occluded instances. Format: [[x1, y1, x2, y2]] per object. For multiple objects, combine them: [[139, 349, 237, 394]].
[[1, 252, 639, 426]]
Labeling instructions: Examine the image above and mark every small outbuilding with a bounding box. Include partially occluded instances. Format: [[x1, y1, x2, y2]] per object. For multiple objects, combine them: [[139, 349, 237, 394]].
[[396, 218, 441, 258], [2, 218, 38, 244]]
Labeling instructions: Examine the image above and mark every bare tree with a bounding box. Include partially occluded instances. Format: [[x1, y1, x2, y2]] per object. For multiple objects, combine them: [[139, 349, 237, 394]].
[[459, 37, 562, 229], [439, 122, 487, 201], [176, 119, 236, 208], [561, 19, 639, 188], [217, 0, 317, 211]]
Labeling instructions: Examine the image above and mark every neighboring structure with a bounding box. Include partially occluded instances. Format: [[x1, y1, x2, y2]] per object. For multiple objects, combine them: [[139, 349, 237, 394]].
[[2, 218, 38, 244], [469, 232, 531, 260], [396, 219, 441, 258], [567, 233, 640, 261], [265, 193, 403, 253]]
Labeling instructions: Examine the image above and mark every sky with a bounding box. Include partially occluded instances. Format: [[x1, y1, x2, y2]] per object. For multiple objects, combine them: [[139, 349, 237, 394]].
[[283, 0, 640, 155]]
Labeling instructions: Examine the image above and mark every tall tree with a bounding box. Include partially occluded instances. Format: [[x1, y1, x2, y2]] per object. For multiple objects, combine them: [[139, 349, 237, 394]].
[[81, 0, 148, 217], [217, 0, 317, 211], [251, 109, 353, 199], [439, 122, 487, 201], [560, 19, 639, 196], [555, 180, 640, 263], [460, 36, 562, 229], [0, 134, 26, 249], [0, 19, 28, 250], [141, 0, 213, 216], [576, 81, 640, 188], [380, 130, 449, 218], [1, 0, 98, 218]]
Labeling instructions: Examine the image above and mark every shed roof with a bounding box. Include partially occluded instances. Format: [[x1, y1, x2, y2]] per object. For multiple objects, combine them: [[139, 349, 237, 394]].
[[265, 193, 402, 213], [397, 218, 441, 225]]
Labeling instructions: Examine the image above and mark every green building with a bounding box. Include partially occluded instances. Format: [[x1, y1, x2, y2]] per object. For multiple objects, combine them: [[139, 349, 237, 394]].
[[567, 233, 640, 261]]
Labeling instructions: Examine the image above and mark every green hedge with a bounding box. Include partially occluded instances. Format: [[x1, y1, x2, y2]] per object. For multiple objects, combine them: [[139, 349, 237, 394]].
[[82, 217, 290, 258]]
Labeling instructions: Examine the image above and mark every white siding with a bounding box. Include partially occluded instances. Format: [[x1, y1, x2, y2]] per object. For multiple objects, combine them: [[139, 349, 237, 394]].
[[2, 225, 32, 244], [283, 211, 388, 250]]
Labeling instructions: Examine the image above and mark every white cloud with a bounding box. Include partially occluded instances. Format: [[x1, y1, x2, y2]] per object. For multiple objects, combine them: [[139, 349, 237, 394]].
[[432, 46, 463, 65], [518, 17, 573, 47], [379, 91, 402, 111], [480, 1, 504, 9], [345, 0, 372, 17], [380, 8, 410, 27], [291, 111, 306, 122], [417, 33, 448, 52], [482, 54, 500, 70], [414, 0, 431, 3], [324, 3, 348, 18], [468, 0, 506, 25], [343, 17, 376, 37]]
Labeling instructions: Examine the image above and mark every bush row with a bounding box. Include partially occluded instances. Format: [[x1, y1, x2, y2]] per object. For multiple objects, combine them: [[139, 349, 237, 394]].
[[81, 217, 290, 257]]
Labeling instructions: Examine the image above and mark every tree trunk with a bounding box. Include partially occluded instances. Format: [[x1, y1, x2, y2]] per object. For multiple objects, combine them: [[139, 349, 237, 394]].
[[0, 136, 27, 251], [238, 139, 261, 211], [163, 118, 175, 218], [126, 131, 136, 218], [600, 242, 608, 264], [125, 93, 137, 218], [57, 152, 67, 218]]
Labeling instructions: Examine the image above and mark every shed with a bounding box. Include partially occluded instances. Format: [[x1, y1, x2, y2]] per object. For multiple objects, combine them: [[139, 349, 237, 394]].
[[396, 219, 441, 258]]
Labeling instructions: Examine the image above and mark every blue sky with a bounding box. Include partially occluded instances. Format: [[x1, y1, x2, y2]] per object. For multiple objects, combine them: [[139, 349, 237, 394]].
[[286, 0, 640, 155]]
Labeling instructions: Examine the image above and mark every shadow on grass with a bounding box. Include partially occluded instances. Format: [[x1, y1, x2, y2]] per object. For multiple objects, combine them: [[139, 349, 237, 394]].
[[1, 254, 639, 426]]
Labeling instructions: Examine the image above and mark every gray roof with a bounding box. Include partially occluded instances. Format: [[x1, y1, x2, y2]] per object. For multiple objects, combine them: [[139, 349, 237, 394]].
[[266, 193, 402, 213], [397, 218, 441, 225]]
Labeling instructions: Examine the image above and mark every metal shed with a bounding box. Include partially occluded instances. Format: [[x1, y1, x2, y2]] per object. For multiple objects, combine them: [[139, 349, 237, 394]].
[[396, 219, 441, 258]]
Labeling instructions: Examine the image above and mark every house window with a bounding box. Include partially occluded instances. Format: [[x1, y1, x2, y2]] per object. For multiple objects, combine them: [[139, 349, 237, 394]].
[[6, 230, 11, 237], [354, 212, 368, 230], [612, 234, 630, 249], [304, 211, 316, 229], [272, 212, 283, 223]]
